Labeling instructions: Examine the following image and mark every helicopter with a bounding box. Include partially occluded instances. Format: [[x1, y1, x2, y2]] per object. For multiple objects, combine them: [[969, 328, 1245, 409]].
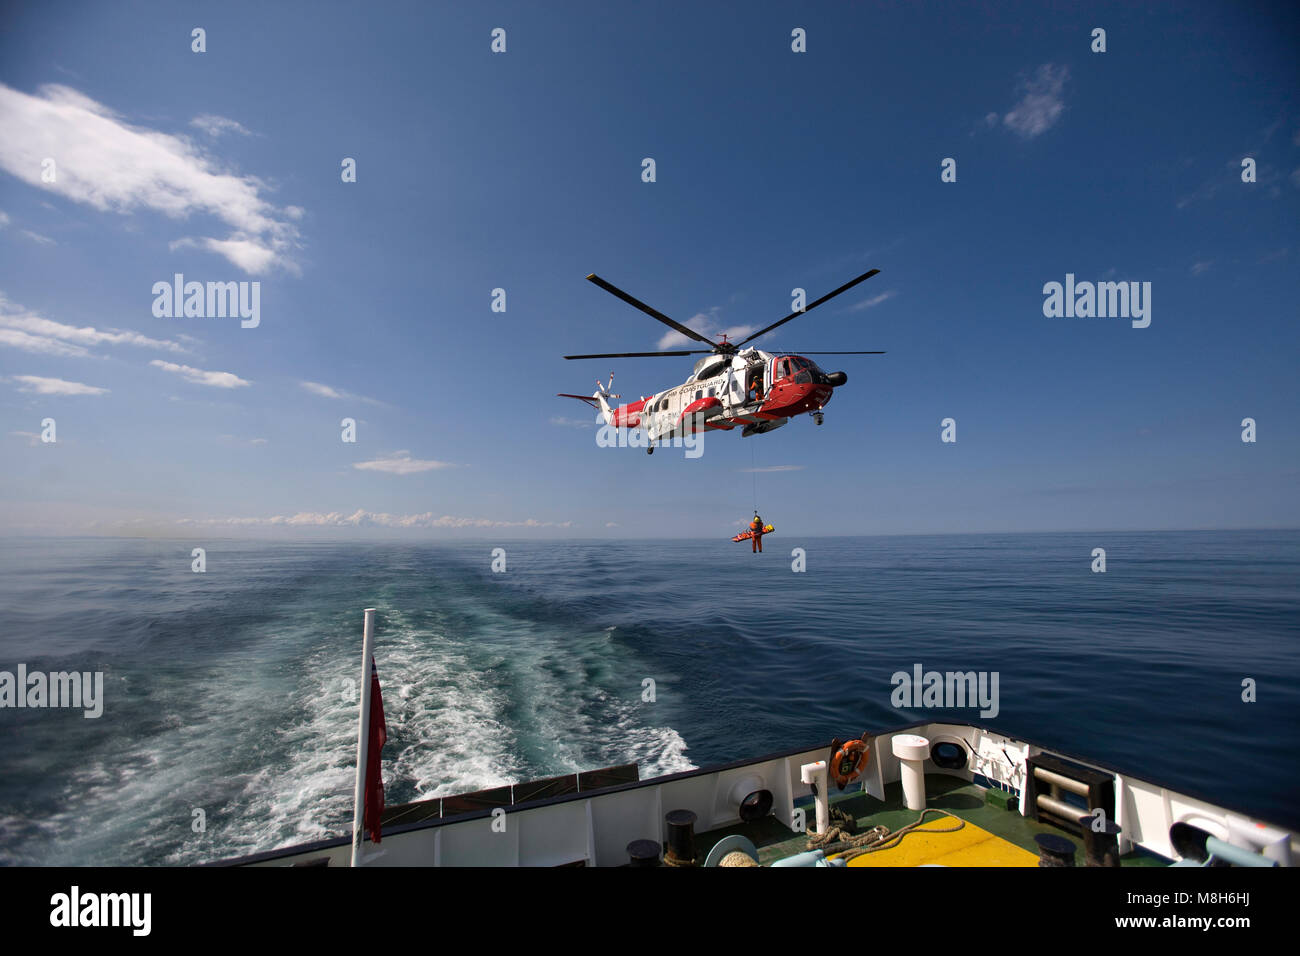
[[559, 269, 885, 453]]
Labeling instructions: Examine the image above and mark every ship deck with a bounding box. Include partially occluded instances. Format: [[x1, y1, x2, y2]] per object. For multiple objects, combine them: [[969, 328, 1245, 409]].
[[697, 773, 1168, 867]]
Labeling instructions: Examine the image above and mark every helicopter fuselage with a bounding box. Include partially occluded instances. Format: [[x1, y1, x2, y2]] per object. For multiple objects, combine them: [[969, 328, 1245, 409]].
[[561, 268, 880, 449], [605, 349, 842, 444]]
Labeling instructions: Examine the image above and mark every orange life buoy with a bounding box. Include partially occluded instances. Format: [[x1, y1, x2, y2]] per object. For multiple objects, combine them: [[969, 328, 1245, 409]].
[[829, 736, 871, 790]]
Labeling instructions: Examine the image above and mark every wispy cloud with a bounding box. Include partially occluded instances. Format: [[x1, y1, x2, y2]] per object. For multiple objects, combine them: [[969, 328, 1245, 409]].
[[0, 292, 186, 357], [995, 64, 1069, 139], [8, 374, 108, 396], [1190, 260, 1214, 276], [845, 290, 897, 312], [1178, 121, 1296, 208], [190, 114, 253, 138], [177, 509, 571, 529], [150, 360, 250, 388], [352, 451, 457, 475], [218, 434, 269, 446], [1176, 160, 1234, 209], [549, 415, 595, 427], [656, 308, 756, 350], [0, 83, 301, 275], [738, 465, 805, 473], [0, 328, 90, 357], [299, 380, 384, 405]]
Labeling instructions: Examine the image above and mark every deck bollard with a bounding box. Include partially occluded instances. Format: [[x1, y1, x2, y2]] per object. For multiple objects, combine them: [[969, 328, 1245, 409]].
[[1077, 815, 1122, 867], [627, 839, 661, 867], [664, 809, 698, 866], [1033, 832, 1077, 866]]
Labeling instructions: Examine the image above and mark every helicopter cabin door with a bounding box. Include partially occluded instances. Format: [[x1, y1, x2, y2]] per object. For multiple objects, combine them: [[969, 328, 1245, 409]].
[[725, 368, 748, 409]]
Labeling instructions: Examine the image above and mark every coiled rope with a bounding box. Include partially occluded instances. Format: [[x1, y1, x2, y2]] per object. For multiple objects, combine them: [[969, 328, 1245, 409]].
[[807, 806, 965, 863]]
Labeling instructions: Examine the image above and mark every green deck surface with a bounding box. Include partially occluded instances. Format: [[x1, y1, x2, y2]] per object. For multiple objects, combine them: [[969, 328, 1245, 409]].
[[695, 774, 1168, 867]]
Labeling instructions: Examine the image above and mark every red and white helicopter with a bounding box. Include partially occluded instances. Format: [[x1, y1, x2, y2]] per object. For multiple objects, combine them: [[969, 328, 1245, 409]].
[[559, 269, 885, 453]]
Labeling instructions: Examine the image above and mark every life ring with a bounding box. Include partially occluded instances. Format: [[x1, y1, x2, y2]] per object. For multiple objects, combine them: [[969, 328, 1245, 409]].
[[829, 736, 871, 790]]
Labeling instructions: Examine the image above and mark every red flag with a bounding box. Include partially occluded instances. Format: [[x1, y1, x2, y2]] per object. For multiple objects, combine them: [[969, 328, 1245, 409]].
[[364, 658, 387, 843]]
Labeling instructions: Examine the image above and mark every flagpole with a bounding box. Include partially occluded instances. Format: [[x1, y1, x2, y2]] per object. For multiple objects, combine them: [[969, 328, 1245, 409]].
[[350, 607, 377, 867]]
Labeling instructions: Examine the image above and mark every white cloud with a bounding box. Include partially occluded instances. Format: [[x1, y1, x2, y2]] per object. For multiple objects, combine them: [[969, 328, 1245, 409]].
[[1190, 261, 1214, 276], [656, 308, 756, 350], [150, 359, 250, 388], [845, 290, 897, 312], [0, 83, 301, 274], [218, 434, 269, 446], [0, 210, 9, 227], [9, 374, 108, 396], [353, 451, 456, 475], [299, 380, 384, 405], [21, 229, 54, 245], [0, 328, 90, 357], [0, 292, 186, 356], [301, 380, 343, 399], [190, 114, 253, 138], [178, 509, 571, 529], [999, 64, 1069, 139], [168, 235, 280, 273]]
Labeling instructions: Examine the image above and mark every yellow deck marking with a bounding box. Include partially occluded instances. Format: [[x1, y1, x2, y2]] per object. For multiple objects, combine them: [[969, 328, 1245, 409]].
[[841, 814, 1040, 867]]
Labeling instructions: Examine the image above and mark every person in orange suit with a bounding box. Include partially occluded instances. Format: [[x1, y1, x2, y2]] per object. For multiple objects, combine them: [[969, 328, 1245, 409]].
[[750, 514, 765, 553]]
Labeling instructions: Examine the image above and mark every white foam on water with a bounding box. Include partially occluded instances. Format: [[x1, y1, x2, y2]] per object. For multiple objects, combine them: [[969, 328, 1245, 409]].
[[5, 594, 696, 865]]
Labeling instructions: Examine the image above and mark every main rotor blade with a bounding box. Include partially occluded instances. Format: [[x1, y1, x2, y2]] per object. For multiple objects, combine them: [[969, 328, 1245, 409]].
[[785, 350, 886, 355], [586, 274, 716, 347], [735, 268, 881, 347], [564, 350, 709, 360]]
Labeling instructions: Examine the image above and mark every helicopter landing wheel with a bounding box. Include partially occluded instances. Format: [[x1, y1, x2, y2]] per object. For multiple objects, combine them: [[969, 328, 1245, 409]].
[[647, 445, 654, 455]]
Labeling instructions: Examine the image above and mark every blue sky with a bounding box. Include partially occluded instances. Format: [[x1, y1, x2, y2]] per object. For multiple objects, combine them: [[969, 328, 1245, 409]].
[[1, 0, 1297, 538]]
